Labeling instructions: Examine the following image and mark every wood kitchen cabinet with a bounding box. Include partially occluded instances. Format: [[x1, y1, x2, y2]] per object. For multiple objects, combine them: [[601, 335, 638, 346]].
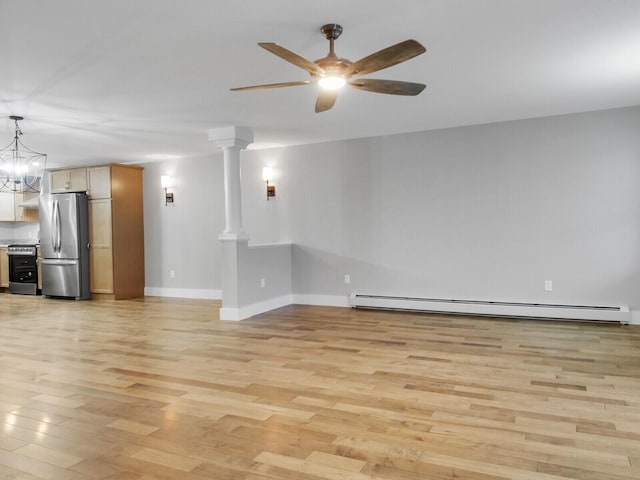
[[87, 166, 111, 199], [0, 247, 8, 288], [46, 163, 144, 299], [87, 166, 113, 293], [89, 198, 114, 293], [88, 164, 144, 299], [50, 167, 88, 193]]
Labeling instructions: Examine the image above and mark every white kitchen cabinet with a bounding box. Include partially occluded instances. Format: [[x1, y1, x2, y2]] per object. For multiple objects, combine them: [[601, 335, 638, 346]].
[[0, 192, 39, 222], [0, 192, 16, 221], [50, 167, 87, 193]]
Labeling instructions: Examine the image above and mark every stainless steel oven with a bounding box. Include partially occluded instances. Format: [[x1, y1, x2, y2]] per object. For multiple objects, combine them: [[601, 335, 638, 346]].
[[8, 244, 40, 295]]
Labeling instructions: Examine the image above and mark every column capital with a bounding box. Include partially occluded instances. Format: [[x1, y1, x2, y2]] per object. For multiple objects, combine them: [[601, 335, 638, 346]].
[[208, 126, 254, 150]]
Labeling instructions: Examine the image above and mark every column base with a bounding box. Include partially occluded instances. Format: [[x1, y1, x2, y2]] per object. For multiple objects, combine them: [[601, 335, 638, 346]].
[[218, 232, 250, 241]]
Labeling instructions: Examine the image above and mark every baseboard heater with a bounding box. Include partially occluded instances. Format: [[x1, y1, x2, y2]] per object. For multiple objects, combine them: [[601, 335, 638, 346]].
[[350, 294, 630, 324]]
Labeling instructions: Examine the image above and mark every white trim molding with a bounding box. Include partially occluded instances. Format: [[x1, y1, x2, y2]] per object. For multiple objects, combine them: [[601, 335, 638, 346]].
[[144, 287, 222, 300], [220, 295, 293, 321]]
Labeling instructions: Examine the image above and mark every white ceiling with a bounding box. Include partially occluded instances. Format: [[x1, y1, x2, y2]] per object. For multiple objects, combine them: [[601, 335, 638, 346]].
[[1, 0, 639, 168]]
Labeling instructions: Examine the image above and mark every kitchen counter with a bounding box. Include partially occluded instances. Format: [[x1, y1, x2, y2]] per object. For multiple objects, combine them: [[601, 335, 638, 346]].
[[0, 239, 40, 247]]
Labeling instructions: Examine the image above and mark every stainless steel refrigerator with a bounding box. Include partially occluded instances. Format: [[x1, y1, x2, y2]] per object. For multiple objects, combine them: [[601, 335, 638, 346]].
[[39, 193, 91, 300]]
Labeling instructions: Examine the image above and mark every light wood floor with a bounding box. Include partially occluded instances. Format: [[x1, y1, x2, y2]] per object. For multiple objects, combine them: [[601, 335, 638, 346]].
[[0, 295, 639, 479]]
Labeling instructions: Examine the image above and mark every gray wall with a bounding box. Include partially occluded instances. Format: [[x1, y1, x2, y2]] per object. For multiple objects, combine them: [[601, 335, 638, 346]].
[[141, 106, 640, 314], [142, 155, 225, 297], [240, 243, 292, 307], [241, 106, 640, 311]]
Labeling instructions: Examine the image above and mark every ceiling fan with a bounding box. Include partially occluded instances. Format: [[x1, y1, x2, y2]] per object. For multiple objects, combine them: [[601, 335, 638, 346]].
[[231, 24, 427, 113]]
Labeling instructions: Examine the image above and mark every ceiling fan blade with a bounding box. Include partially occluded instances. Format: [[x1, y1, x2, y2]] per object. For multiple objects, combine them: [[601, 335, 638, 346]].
[[231, 80, 312, 91], [259, 43, 326, 77], [349, 79, 426, 96], [315, 89, 338, 113], [344, 39, 426, 78]]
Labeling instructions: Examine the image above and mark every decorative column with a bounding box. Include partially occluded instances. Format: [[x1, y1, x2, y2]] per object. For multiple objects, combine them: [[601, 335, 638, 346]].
[[208, 126, 253, 239], [209, 126, 253, 320]]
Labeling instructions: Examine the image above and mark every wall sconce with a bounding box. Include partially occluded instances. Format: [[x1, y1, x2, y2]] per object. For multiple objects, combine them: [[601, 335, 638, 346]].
[[161, 175, 174, 206], [262, 167, 276, 200]]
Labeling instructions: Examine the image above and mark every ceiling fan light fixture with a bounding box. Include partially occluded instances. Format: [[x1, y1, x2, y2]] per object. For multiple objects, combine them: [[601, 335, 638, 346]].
[[231, 24, 427, 112], [318, 75, 346, 90]]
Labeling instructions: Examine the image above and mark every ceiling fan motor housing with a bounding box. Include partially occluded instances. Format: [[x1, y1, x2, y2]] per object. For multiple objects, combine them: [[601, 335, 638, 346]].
[[321, 24, 343, 40], [316, 24, 351, 76]]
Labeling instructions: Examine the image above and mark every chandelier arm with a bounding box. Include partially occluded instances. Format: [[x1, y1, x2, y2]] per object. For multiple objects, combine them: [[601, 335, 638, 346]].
[[13, 137, 47, 156], [0, 116, 47, 193], [0, 138, 18, 151]]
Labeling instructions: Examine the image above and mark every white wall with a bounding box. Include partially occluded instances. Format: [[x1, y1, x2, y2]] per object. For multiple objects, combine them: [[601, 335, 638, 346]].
[[0, 222, 39, 241], [140, 106, 640, 315], [241, 106, 640, 312], [0, 224, 16, 239]]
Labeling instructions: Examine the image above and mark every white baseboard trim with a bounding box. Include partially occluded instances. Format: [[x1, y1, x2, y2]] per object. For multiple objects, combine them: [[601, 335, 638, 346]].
[[220, 295, 293, 321], [220, 294, 350, 320], [291, 294, 350, 308], [631, 310, 640, 326], [144, 287, 222, 300]]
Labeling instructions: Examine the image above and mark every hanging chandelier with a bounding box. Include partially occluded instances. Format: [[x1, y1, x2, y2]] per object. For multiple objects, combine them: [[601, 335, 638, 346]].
[[0, 116, 47, 193]]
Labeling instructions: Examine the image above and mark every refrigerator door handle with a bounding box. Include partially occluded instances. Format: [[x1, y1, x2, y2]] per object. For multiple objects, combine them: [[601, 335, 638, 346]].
[[50, 199, 58, 253], [54, 199, 61, 253], [41, 259, 79, 266]]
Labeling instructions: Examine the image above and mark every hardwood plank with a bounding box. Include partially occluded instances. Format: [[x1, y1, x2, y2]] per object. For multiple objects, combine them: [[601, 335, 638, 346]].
[[107, 419, 159, 436], [130, 447, 201, 472], [254, 451, 372, 479], [0, 296, 639, 479], [305, 451, 367, 472], [12, 443, 82, 468]]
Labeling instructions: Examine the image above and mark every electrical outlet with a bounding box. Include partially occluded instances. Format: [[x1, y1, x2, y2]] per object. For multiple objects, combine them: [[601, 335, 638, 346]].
[[170, 270, 175, 279], [544, 280, 552, 291], [344, 274, 351, 285], [260, 278, 266, 288]]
